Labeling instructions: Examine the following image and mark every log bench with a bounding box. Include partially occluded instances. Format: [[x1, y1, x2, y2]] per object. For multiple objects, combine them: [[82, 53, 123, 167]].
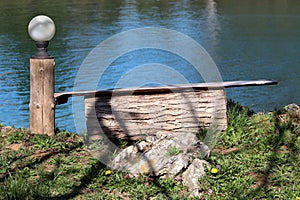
[[54, 80, 277, 141]]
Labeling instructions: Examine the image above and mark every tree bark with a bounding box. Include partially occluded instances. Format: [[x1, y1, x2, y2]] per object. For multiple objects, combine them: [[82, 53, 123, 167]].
[[84, 89, 227, 141]]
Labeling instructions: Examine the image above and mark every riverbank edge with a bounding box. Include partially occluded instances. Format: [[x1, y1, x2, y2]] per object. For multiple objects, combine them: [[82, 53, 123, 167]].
[[0, 101, 299, 199]]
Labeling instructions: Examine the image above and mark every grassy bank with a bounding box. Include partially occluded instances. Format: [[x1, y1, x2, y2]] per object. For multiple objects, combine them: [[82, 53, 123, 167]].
[[0, 101, 299, 199]]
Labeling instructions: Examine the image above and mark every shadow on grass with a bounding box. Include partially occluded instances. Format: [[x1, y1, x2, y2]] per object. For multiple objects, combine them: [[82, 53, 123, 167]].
[[44, 160, 105, 200], [0, 130, 106, 200], [233, 113, 299, 199], [0, 137, 178, 199]]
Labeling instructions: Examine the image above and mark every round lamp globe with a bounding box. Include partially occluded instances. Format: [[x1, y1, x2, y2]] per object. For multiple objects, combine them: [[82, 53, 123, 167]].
[[28, 15, 55, 42]]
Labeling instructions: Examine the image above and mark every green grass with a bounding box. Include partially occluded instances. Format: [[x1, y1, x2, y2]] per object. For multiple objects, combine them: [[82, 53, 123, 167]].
[[167, 146, 183, 157], [0, 101, 299, 199], [199, 101, 300, 199]]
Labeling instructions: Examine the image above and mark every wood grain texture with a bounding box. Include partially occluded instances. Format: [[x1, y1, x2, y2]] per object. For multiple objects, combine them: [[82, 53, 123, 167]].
[[84, 89, 227, 141], [29, 58, 55, 136], [54, 79, 277, 104], [54, 79, 278, 140]]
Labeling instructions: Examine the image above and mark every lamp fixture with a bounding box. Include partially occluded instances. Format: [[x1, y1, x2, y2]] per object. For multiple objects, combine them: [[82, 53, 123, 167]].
[[28, 15, 55, 59]]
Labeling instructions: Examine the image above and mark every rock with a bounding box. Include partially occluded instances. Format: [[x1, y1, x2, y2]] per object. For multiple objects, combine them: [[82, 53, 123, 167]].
[[109, 132, 209, 177], [0, 126, 13, 133], [285, 103, 300, 124], [0, 126, 14, 137], [109, 132, 213, 195], [182, 159, 210, 197], [286, 103, 300, 118]]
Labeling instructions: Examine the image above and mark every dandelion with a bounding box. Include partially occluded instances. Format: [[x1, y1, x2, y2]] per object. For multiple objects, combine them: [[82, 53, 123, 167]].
[[105, 170, 112, 176], [211, 167, 218, 174], [296, 197, 300, 200]]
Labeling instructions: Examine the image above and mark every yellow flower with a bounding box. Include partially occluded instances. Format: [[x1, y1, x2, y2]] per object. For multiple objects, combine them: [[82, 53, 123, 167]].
[[211, 167, 218, 174], [296, 197, 300, 200], [105, 170, 112, 175]]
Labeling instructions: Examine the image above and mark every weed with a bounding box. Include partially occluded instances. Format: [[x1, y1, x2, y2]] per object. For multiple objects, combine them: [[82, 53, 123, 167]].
[[7, 131, 26, 144], [166, 145, 183, 157], [0, 173, 50, 200], [30, 134, 61, 150], [196, 128, 208, 142]]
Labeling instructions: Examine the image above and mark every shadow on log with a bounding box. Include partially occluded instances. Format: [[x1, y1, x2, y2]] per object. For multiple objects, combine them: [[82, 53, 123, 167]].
[[54, 80, 277, 142], [84, 88, 227, 142]]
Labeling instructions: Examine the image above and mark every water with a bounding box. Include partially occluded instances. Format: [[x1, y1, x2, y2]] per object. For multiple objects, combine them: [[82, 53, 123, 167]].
[[0, 0, 299, 132]]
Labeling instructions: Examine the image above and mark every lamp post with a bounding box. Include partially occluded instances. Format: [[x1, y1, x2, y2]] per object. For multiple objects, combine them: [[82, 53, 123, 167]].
[[28, 15, 56, 136]]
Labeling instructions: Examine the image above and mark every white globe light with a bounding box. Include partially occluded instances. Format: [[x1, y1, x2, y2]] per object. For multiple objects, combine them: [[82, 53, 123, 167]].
[[28, 15, 55, 42]]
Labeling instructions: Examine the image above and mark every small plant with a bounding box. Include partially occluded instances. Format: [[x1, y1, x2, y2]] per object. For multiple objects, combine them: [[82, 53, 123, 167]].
[[166, 146, 183, 157], [197, 128, 208, 142], [30, 135, 61, 150], [87, 140, 105, 151], [0, 173, 50, 199], [7, 131, 26, 144]]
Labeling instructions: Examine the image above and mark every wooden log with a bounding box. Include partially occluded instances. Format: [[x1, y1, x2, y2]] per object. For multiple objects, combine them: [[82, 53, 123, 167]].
[[84, 88, 227, 141], [54, 79, 277, 141], [30, 58, 55, 136]]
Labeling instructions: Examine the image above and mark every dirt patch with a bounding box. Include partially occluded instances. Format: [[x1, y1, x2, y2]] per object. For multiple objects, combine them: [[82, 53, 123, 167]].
[[8, 143, 24, 151], [212, 146, 237, 155], [247, 172, 271, 189], [30, 149, 55, 161], [44, 164, 57, 172]]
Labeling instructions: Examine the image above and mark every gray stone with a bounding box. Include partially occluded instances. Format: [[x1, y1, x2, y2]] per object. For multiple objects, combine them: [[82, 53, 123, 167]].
[[285, 103, 300, 115], [109, 132, 209, 177], [109, 132, 213, 196], [182, 159, 211, 197], [286, 103, 300, 118]]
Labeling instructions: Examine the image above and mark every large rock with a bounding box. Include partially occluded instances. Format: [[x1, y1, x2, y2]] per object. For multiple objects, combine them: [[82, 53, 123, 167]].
[[182, 159, 211, 197], [109, 132, 210, 178]]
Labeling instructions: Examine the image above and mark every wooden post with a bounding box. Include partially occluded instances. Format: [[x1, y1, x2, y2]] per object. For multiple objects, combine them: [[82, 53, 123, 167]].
[[30, 58, 55, 136]]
